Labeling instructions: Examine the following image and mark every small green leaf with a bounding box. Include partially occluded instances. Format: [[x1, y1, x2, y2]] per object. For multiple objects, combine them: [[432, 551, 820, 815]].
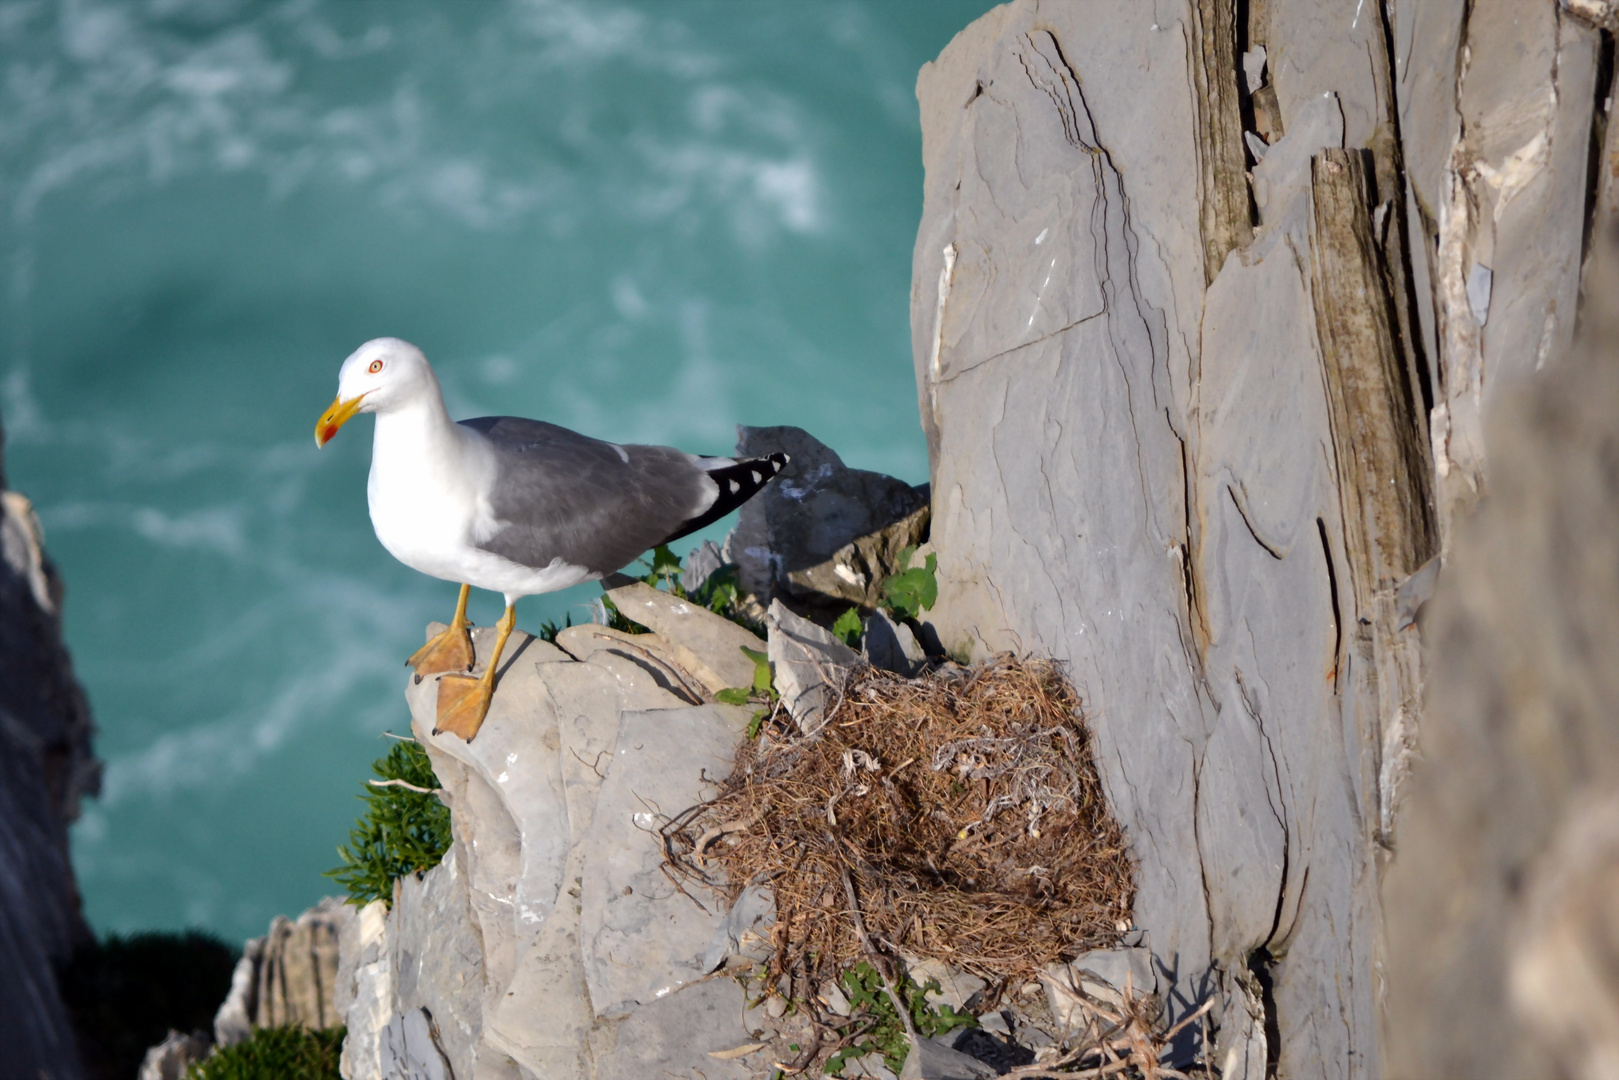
[[635, 543, 690, 596], [715, 687, 752, 706], [880, 552, 938, 621], [740, 646, 773, 694], [831, 607, 863, 648]]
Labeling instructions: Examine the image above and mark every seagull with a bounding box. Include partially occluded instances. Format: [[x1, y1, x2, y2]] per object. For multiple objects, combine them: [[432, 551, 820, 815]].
[[314, 337, 786, 741]]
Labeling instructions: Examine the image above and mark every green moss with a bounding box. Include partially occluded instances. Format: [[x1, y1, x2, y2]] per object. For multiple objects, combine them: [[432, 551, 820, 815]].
[[186, 1026, 345, 1080], [325, 741, 451, 907]]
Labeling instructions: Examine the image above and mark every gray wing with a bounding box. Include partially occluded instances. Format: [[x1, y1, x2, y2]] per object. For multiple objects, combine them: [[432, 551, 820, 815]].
[[461, 416, 716, 575]]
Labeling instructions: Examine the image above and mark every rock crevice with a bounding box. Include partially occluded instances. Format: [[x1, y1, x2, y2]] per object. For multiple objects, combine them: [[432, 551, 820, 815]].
[[910, 1, 1606, 1075]]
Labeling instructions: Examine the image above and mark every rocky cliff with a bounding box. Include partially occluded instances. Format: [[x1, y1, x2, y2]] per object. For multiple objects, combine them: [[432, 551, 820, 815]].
[[1379, 197, 1619, 1079], [0, 420, 101, 1080], [334, 595, 843, 1079], [909, 1, 1612, 1077], [314, 4, 1617, 1077]]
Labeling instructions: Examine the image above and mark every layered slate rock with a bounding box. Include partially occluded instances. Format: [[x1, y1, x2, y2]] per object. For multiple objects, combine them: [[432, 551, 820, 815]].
[[1397, 0, 1603, 524], [340, 622, 787, 1079], [765, 599, 859, 735], [910, 2, 1604, 1075], [600, 580, 762, 695], [578, 702, 753, 1017], [1381, 228, 1619, 1077], [214, 896, 352, 1045], [729, 425, 929, 617], [0, 426, 100, 1080], [592, 965, 761, 1080], [324, 5, 1609, 1076]]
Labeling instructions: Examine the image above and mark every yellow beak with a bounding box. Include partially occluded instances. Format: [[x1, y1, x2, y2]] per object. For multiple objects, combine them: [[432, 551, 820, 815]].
[[315, 393, 368, 448]]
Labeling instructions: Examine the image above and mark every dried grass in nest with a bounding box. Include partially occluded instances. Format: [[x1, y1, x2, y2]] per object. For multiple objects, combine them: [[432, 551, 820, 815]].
[[667, 655, 1135, 992]]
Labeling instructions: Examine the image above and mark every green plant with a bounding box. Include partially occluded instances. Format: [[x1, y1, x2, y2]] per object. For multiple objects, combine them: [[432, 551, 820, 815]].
[[186, 1025, 345, 1080], [603, 544, 754, 634], [326, 741, 451, 906], [831, 607, 863, 648], [639, 542, 686, 591], [823, 962, 976, 1076], [879, 547, 938, 622], [716, 645, 778, 737], [538, 612, 573, 643]]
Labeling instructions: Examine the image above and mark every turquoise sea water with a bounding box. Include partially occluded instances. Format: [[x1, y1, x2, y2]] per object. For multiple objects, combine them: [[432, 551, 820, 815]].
[[0, 0, 992, 943]]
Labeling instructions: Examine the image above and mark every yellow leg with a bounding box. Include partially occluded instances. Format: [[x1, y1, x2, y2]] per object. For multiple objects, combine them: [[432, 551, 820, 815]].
[[433, 603, 515, 742], [408, 583, 475, 676]]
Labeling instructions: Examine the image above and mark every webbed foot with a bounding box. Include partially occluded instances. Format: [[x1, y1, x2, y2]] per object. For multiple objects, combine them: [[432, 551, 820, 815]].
[[432, 672, 494, 741], [408, 583, 475, 677]]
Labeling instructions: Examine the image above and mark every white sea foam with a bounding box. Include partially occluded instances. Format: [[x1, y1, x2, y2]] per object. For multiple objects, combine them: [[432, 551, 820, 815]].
[[0, 367, 44, 440], [100, 647, 388, 804], [131, 505, 247, 554], [2, 0, 828, 245], [12, 0, 933, 941]]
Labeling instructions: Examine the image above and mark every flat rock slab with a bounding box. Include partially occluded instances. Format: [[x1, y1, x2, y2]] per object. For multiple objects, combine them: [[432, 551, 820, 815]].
[[479, 660, 686, 1080], [1041, 947, 1158, 1038], [729, 425, 930, 611], [767, 599, 859, 734], [554, 623, 705, 703], [336, 900, 391, 1080], [580, 703, 754, 1018], [899, 1034, 998, 1080], [538, 655, 685, 844], [380, 1008, 453, 1080], [409, 625, 573, 997], [700, 881, 776, 972], [864, 609, 926, 676], [593, 977, 762, 1080], [906, 958, 986, 1014], [604, 580, 764, 694], [388, 855, 488, 1079]]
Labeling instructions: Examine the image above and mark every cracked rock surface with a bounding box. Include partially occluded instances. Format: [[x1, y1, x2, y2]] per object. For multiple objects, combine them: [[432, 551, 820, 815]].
[[911, 2, 1609, 1076], [324, 3, 1611, 1076], [338, 619, 791, 1080]]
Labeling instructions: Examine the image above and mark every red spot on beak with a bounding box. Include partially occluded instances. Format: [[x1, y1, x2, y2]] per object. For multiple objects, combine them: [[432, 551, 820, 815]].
[[322, 424, 338, 444]]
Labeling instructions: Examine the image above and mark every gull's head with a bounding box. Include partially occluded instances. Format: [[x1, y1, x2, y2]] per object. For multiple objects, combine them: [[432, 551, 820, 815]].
[[315, 338, 437, 447]]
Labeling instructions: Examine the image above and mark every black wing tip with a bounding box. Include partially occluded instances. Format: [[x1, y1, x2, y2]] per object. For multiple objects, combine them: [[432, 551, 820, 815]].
[[655, 451, 789, 547], [741, 451, 789, 477]]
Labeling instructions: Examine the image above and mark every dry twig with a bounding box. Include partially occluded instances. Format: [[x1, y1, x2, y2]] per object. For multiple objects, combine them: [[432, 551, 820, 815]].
[[668, 656, 1135, 988]]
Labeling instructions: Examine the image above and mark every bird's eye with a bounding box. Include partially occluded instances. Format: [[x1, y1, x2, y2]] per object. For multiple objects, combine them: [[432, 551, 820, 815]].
[[368, 359, 384, 374]]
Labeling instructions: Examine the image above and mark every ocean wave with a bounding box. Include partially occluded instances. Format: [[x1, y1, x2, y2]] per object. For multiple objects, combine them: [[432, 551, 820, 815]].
[[40, 500, 245, 556], [2, 0, 832, 244], [92, 569, 423, 806]]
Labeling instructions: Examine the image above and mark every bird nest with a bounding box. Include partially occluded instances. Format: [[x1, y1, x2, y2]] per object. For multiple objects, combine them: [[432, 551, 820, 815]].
[[666, 655, 1135, 995]]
